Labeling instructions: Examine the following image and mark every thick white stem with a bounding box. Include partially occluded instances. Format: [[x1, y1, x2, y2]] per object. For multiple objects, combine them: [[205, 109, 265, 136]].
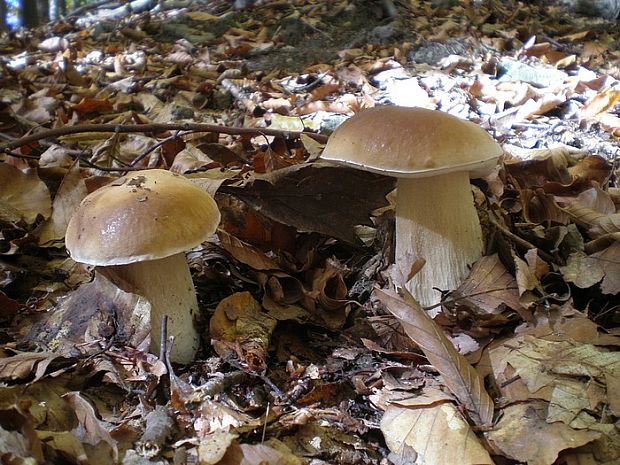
[[395, 171, 483, 310], [109, 253, 200, 363]]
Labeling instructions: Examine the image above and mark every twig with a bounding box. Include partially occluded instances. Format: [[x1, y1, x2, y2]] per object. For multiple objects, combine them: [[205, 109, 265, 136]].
[[160, 315, 168, 362], [423, 285, 520, 311], [489, 214, 556, 263], [261, 403, 270, 444], [129, 130, 187, 167], [0, 123, 329, 153]]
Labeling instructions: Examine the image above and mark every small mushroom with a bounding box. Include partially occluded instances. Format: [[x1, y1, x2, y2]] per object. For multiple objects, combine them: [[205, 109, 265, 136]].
[[65, 169, 220, 363], [321, 106, 502, 308]]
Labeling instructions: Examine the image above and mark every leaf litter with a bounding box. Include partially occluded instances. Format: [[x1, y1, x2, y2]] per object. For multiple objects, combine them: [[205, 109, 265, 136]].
[[1, 0, 620, 464]]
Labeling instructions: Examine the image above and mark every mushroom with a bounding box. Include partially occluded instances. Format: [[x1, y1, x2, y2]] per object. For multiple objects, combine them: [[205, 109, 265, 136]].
[[65, 169, 220, 363], [320, 106, 502, 308]]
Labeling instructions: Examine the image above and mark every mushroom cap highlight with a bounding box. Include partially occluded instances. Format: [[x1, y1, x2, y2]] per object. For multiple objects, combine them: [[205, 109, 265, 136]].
[[66, 169, 221, 266], [320, 106, 503, 178]]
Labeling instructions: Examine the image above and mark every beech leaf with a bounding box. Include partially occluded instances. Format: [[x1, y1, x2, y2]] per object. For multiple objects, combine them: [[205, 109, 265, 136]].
[[227, 162, 394, 244], [374, 287, 494, 426]]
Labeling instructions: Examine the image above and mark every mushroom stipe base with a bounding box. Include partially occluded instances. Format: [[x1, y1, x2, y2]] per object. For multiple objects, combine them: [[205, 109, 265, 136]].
[[107, 252, 201, 364], [395, 171, 483, 310]]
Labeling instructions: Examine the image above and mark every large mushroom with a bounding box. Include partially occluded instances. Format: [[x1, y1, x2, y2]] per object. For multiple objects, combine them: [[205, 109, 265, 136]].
[[321, 106, 502, 308], [65, 169, 220, 363]]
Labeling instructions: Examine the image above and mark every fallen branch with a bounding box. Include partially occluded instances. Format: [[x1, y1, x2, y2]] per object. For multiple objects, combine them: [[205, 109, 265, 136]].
[[0, 123, 329, 153]]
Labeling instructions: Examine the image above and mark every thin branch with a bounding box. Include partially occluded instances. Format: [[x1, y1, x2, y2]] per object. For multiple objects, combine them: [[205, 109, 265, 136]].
[[0, 123, 329, 153], [489, 214, 556, 263]]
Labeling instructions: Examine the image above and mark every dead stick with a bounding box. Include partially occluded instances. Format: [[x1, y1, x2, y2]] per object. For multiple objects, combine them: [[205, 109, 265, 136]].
[[489, 215, 556, 263], [0, 123, 329, 153]]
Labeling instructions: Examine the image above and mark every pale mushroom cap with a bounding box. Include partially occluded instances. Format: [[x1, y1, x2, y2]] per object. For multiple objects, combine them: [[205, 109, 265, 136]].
[[66, 169, 221, 266], [320, 106, 503, 178]]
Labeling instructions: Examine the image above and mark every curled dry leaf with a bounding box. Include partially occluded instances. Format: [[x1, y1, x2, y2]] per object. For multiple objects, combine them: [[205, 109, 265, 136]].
[[218, 229, 279, 271], [374, 287, 494, 426], [63, 391, 118, 461], [0, 351, 67, 383], [210, 291, 277, 372]]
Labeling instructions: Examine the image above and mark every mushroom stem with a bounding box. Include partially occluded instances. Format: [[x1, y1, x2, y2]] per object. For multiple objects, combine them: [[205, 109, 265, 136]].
[[395, 171, 483, 309], [108, 253, 200, 364]]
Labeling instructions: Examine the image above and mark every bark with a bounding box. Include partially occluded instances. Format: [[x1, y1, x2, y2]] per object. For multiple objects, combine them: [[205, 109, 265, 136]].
[[37, 0, 49, 23], [21, 0, 39, 28], [0, 0, 7, 31]]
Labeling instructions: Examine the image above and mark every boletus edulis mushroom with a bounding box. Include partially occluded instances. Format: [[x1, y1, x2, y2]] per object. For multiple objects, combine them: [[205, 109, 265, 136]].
[[321, 106, 502, 308], [65, 169, 220, 363]]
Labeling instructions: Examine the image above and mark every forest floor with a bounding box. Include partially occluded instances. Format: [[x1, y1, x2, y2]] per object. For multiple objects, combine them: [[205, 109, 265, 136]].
[[0, 0, 619, 464]]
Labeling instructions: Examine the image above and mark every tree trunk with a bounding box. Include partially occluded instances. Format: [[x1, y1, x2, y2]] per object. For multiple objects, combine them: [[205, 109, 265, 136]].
[[22, 0, 40, 28], [37, 0, 49, 23], [0, 0, 7, 31]]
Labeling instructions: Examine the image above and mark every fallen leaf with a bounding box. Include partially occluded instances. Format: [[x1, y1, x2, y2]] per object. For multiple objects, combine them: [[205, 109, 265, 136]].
[[374, 288, 494, 426], [217, 230, 279, 271], [25, 271, 151, 357], [210, 292, 277, 372], [0, 351, 68, 383], [0, 163, 52, 225], [218, 440, 302, 465], [448, 254, 524, 315], [38, 162, 88, 246], [485, 402, 600, 465], [228, 162, 393, 244], [63, 392, 118, 460], [381, 401, 493, 465]]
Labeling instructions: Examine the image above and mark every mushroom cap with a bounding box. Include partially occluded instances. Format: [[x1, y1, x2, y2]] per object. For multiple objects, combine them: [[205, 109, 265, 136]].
[[66, 169, 221, 266], [320, 106, 503, 178]]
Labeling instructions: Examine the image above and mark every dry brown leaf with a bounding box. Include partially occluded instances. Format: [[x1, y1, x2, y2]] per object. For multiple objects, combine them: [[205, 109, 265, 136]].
[[448, 254, 523, 315], [229, 162, 393, 244], [560, 252, 606, 289], [0, 351, 66, 383], [0, 405, 43, 461], [170, 144, 219, 173], [218, 230, 278, 271], [25, 271, 151, 357], [486, 402, 600, 465], [581, 86, 620, 119], [0, 163, 52, 225], [0, 291, 20, 318], [307, 258, 351, 328], [381, 401, 494, 465], [374, 288, 494, 426], [593, 242, 620, 294], [210, 292, 277, 372], [218, 440, 302, 465], [38, 162, 88, 246], [63, 392, 118, 460], [198, 429, 238, 465], [513, 250, 544, 309]]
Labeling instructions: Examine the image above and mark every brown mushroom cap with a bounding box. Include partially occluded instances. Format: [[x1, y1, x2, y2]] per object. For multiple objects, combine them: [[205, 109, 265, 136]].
[[320, 106, 502, 178], [66, 169, 220, 266]]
